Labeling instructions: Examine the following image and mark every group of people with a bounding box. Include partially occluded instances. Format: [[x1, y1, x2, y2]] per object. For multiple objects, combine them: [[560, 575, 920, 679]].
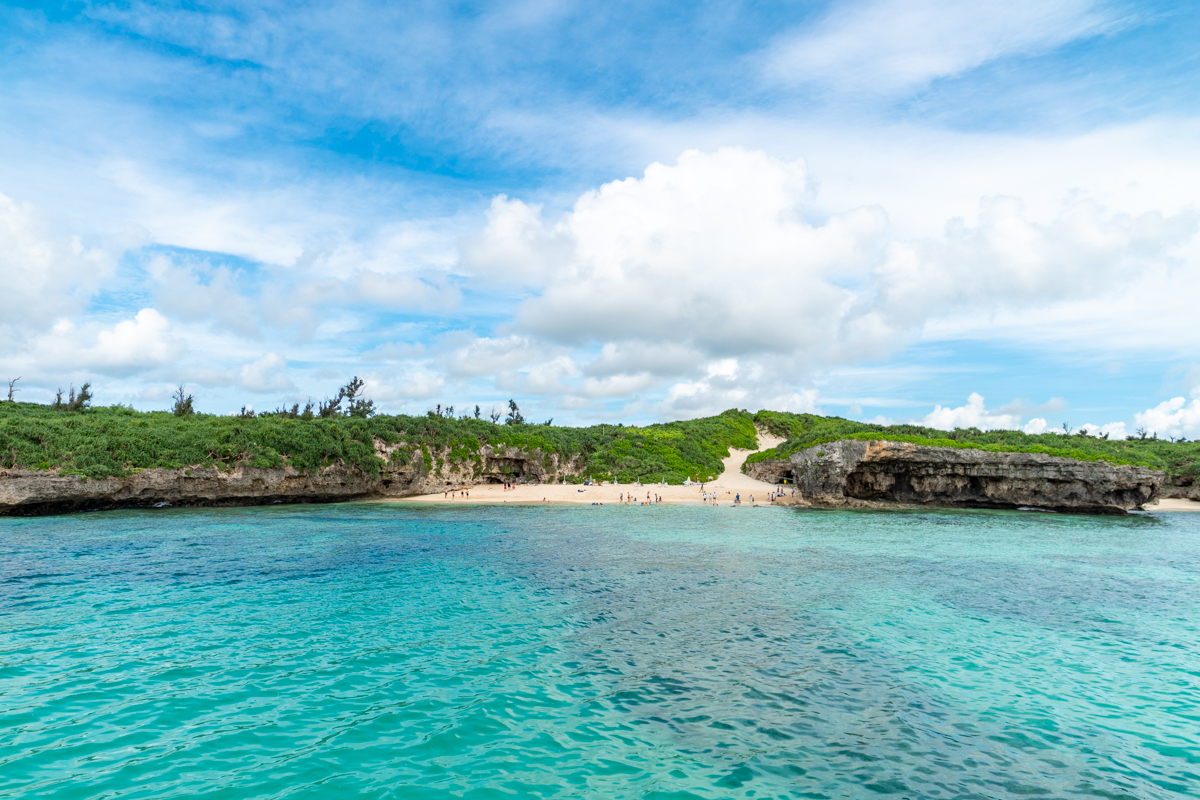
[[442, 489, 470, 499], [619, 492, 662, 505], [698, 486, 796, 506]]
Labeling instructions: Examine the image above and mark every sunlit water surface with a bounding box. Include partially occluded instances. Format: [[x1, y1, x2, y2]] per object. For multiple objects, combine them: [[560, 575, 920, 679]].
[[2, 504, 1198, 799]]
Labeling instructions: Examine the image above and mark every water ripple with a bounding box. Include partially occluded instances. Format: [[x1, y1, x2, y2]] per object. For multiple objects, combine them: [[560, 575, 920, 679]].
[[1, 504, 1197, 798]]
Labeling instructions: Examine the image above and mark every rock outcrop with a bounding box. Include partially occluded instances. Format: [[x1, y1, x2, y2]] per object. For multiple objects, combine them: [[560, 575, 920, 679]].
[[0, 465, 382, 516], [762, 440, 1162, 514], [1160, 481, 1200, 501], [0, 439, 585, 516]]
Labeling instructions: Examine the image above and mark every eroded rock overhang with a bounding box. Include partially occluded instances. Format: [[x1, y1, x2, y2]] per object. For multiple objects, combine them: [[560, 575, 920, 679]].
[[781, 439, 1163, 514]]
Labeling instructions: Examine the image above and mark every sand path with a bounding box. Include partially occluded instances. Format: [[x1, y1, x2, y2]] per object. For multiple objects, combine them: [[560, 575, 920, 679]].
[[380, 427, 789, 507], [713, 431, 786, 490]]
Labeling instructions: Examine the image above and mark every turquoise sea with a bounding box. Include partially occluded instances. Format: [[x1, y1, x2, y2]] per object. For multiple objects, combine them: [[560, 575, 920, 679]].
[[2, 504, 1198, 799]]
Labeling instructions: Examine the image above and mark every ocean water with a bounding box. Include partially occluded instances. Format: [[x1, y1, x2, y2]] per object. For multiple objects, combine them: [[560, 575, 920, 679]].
[[2, 504, 1198, 799]]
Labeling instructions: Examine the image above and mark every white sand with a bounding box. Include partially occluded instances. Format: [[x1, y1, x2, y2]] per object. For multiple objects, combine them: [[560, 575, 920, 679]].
[[380, 428, 790, 507], [1146, 498, 1200, 512]]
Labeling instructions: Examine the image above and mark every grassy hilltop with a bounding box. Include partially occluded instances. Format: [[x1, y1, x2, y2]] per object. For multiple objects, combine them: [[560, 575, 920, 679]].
[[0, 401, 758, 484], [1, 400, 1197, 487]]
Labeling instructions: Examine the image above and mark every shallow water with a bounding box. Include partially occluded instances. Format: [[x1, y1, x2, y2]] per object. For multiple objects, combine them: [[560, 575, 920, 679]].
[[2, 504, 1198, 799]]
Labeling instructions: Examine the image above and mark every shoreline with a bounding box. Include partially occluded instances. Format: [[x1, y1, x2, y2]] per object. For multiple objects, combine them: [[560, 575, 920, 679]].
[[374, 480, 790, 508], [374, 485, 1200, 512]]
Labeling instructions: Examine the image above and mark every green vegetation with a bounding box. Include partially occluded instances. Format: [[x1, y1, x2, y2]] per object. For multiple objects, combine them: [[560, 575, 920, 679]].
[[0, 401, 757, 484], [748, 412, 1200, 484], [2, 397, 1195, 486]]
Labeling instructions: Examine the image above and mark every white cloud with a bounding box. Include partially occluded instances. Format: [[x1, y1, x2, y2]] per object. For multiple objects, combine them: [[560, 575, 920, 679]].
[[765, 389, 823, 415], [874, 196, 1197, 330], [441, 335, 550, 379], [453, 147, 1200, 417], [766, 0, 1112, 94], [1023, 417, 1048, 434], [35, 309, 185, 376], [1134, 390, 1200, 439], [88, 309, 183, 373], [1079, 421, 1128, 440], [921, 393, 1022, 431], [509, 149, 888, 359], [461, 148, 890, 411], [238, 352, 294, 393], [147, 254, 261, 338], [0, 191, 114, 336]]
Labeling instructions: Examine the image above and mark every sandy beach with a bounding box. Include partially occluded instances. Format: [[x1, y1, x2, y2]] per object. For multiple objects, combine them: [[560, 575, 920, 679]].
[[1147, 498, 1200, 512], [380, 432, 789, 507]]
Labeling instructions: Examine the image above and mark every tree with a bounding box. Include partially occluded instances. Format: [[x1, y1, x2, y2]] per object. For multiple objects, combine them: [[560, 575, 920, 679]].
[[342, 376, 375, 418], [173, 385, 195, 416], [318, 394, 342, 418], [67, 383, 92, 412], [489, 406, 501, 424], [53, 384, 92, 412], [5, 377, 18, 402], [474, 404, 481, 420], [505, 399, 524, 425]]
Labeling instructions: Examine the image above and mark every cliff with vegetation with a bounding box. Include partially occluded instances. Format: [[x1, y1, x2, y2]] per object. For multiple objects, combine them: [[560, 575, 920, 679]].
[[0, 401, 758, 515], [773, 439, 1162, 514], [1, 399, 1197, 515], [749, 411, 1199, 498]]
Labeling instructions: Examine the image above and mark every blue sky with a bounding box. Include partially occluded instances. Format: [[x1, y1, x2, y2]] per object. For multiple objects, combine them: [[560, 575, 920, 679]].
[[2, 0, 1199, 437]]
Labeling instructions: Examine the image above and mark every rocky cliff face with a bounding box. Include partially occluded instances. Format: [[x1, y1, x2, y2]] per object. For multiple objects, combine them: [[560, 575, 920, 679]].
[[780, 440, 1162, 514], [1160, 481, 1200, 501], [0, 439, 586, 516]]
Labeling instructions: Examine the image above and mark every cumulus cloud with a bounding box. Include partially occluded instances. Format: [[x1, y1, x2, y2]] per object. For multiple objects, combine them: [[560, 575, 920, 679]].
[[767, 0, 1112, 94], [1079, 421, 1128, 440], [36, 309, 184, 376], [921, 392, 1022, 431], [238, 352, 294, 393], [450, 147, 1200, 418], [148, 254, 261, 338], [1023, 417, 1048, 434], [508, 149, 888, 358], [441, 335, 549, 379], [0, 191, 114, 337], [459, 148, 887, 413], [1134, 390, 1200, 439], [873, 196, 1197, 329]]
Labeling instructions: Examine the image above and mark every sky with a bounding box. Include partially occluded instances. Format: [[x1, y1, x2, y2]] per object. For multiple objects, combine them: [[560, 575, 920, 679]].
[[2, 0, 1199, 438]]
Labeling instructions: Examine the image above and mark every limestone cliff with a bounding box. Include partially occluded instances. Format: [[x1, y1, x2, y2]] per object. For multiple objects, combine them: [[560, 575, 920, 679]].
[[773, 440, 1162, 514], [0, 438, 585, 516], [1160, 481, 1200, 501]]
